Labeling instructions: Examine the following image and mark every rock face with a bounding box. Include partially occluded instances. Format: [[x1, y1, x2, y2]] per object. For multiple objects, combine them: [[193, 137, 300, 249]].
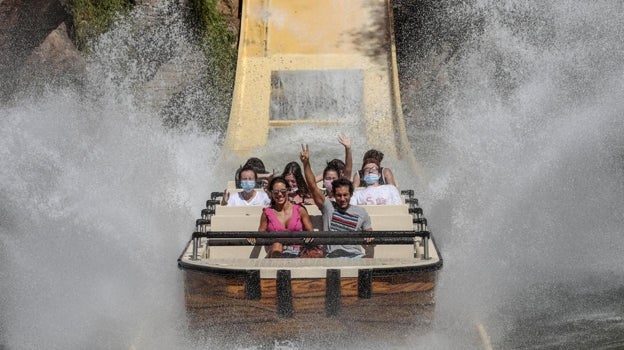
[[0, 0, 239, 102], [1, 0, 442, 118], [23, 22, 85, 78], [0, 0, 71, 77], [216, 0, 240, 40], [0, 0, 85, 99]]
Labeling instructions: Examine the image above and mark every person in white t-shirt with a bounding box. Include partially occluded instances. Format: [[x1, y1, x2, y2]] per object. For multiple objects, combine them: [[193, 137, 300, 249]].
[[222, 165, 270, 206], [352, 149, 396, 188], [350, 159, 402, 205]]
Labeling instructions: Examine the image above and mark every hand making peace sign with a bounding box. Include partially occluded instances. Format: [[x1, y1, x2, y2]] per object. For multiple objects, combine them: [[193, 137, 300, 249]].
[[300, 143, 309, 163]]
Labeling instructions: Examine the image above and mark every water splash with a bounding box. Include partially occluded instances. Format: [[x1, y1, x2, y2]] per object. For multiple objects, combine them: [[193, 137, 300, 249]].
[[0, 2, 222, 349], [2, 0, 624, 349], [404, 1, 624, 347]]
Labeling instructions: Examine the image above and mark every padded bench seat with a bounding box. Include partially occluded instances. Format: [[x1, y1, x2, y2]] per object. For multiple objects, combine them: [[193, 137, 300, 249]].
[[206, 203, 415, 259]]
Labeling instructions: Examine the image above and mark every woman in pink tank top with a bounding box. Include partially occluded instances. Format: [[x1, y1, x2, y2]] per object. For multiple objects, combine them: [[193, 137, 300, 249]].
[[258, 177, 314, 258]]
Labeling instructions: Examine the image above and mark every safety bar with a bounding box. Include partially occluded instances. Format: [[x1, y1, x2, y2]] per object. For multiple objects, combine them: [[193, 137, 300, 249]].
[[192, 230, 430, 239], [205, 199, 220, 207], [189, 230, 431, 260]]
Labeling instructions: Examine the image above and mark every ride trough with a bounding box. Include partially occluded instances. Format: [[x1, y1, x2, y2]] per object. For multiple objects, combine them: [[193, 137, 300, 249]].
[[177, 0, 442, 342], [177, 184, 443, 341]]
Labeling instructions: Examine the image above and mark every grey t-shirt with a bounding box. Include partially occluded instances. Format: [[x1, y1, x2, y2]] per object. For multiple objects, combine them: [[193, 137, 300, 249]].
[[322, 197, 372, 255]]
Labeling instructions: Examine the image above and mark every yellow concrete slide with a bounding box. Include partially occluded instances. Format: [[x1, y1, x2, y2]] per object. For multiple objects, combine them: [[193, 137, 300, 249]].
[[224, 0, 414, 166]]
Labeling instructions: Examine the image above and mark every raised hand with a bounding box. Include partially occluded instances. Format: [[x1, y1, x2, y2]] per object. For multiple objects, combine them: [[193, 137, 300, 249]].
[[338, 133, 351, 149], [300, 143, 310, 163], [338, 133, 353, 179], [221, 189, 230, 205], [300, 143, 324, 209]]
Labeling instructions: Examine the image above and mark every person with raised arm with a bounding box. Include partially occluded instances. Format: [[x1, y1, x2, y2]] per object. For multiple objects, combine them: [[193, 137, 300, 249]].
[[315, 133, 353, 182], [300, 144, 373, 258]]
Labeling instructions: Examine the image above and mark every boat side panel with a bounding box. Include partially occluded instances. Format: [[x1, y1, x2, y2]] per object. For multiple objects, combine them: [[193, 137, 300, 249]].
[[184, 269, 437, 341], [184, 268, 437, 313]]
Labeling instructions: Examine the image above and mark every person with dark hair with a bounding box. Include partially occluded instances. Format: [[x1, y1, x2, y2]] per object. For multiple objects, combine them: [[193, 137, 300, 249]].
[[222, 165, 270, 206], [315, 133, 353, 182], [244, 157, 267, 172], [352, 149, 396, 187], [301, 144, 372, 258], [320, 165, 340, 200], [350, 158, 402, 205], [256, 177, 315, 258], [235, 157, 273, 190], [327, 158, 347, 178], [281, 161, 312, 205]]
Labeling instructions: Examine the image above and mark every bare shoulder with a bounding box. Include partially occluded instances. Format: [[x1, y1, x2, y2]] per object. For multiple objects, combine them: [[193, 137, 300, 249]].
[[298, 205, 309, 215]]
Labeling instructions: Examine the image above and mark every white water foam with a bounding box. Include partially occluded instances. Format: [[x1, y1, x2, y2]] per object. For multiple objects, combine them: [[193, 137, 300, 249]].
[[0, 2, 222, 349], [408, 1, 624, 347], [2, 1, 624, 349]]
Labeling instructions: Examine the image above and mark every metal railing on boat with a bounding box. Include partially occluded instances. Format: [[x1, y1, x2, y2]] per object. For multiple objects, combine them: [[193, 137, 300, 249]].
[[189, 230, 431, 261]]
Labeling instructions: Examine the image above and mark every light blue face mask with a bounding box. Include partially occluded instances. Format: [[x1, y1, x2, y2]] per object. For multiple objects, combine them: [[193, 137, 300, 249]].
[[363, 173, 380, 185], [240, 180, 256, 192]]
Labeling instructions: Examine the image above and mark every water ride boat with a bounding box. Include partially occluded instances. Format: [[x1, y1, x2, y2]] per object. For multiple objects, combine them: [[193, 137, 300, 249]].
[[177, 185, 442, 340], [176, 0, 442, 341]]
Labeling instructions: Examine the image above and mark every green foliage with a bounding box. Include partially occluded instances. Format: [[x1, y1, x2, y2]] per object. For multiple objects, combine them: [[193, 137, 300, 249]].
[[69, 0, 134, 50], [188, 0, 238, 90]]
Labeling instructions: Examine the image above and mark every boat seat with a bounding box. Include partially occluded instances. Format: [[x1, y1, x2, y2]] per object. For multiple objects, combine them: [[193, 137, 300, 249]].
[[206, 241, 413, 260], [361, 204, 409, 216], [211, 215, 263, 231], [210, 214, 325, 231], [214, 204, 321, 217], [367, 214, 415, 258], [207, 244, 266, 259], [208, 213, 415, 258], [215, 205, 264, 216], [369, 214, 413, 230], [213, 204, 407, 217], [210, 211, 413, 230], [303, 205, 321, 215]]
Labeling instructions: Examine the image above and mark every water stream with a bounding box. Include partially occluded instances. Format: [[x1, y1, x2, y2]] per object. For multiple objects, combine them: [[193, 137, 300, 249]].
[[1, 1, 623, 349]]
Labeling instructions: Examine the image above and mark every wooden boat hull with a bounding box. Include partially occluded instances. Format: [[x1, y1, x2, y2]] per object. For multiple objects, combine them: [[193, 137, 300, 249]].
[[179, 197, 442, 343], [182, 262, 439, 342]]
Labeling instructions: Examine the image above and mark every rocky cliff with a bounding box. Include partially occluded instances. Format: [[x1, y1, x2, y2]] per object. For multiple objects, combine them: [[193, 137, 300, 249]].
[[1, 0, 469, 132], [0, 0, 240, 103], [0, 0, 81, 98]]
